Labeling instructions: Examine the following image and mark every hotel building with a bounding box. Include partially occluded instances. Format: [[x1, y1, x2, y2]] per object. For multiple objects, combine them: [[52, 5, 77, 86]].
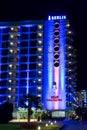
[[0, 15, 77, 110]]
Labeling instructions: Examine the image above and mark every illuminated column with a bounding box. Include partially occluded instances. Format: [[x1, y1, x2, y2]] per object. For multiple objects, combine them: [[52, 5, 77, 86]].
[[43, 21, 54, 110]]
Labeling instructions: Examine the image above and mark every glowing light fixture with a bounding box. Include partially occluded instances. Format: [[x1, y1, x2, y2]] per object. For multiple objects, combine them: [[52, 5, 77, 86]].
[[38, 55, 42, 59], [38, 63, 42, 66], [9, 64, 12, 67], [37, 94, 41, 97], [8, 80, 12, 83], [9, 72, 12, 75], [10, 34, 14, 38], [11, 27, 14, 31], [38, 87, 42, 90], [38, 71, 42, 74], [9, 49, 13, 53], [10, 42, 14, 45], [38, 78, 42, 82], [8, 95, 11, 98], [37, 48, 42, 51], [38, 33, 43, 37], [38, 25, 43, 29], [38, 40, 42, 44], [8, 87, 11, 90]]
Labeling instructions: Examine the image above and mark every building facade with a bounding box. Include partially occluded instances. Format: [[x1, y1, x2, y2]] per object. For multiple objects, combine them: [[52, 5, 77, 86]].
[[0, 15, 77, 110], [80, 90, 87, 108]]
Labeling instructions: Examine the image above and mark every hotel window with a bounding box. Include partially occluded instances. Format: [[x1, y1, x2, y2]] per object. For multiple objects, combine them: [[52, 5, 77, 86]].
[[21, 41, 28, 47], [20, 64, 27, 70], [21, 34, 28, 40], [2, 50, 8, 55], [20, 56, 28, 62]]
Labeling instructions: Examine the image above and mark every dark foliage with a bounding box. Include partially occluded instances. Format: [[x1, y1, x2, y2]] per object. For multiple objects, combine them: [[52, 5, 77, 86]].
[[0, 102, 13, 123]]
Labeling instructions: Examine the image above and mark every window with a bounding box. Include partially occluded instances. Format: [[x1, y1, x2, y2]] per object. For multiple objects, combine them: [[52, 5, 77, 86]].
[[29, 56, 36, 62], [21, 41, 28, 47], [20, 72, 27, 78], [2, 50, 8, 55], [2, 28, 10, 33], [30, 41, 37, 47], [0, 80, 7, 86], [1, 57, 8, 63], [20, 80, 27, 86], [29, 48, 36, 54], [29, 64, 36, 70], [21, 34, 28, 40], [1, 73, 7, 78], [29, 71, 36, 77], [1, 65, 8, 71], [30, 26, 37, 32], [0, 88, 7, 94], [2, 35, 9, 40], [21, 27, 28, 32], [2, 42, 8, 48], [20, 49, 28, 54], [19, 88, 26, 93], [30, 33, 37, 39], [20, 56, 28, 62], [20, 64, 27, 70]]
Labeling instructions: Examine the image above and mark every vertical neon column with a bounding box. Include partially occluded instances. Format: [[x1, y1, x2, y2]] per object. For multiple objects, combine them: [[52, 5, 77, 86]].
[[43, 21, 54, 110]]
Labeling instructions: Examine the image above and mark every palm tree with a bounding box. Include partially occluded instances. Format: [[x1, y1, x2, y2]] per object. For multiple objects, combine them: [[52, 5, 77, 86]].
[[21, 94, 40, 122]]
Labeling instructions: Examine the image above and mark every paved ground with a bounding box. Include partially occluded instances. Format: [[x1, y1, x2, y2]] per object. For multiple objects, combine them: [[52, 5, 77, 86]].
[[58, 119, 87, 130]]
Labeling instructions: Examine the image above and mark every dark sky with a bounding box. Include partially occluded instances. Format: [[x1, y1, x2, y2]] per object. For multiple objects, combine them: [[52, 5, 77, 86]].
[[0, 0, 87, 90]]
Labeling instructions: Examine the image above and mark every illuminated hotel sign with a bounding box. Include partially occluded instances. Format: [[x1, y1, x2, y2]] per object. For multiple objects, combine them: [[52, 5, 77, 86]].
[[48, 15, 66, 20]]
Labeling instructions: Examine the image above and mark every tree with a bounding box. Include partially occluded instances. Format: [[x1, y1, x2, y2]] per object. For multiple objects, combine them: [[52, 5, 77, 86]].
[[20, 94, 41, 122]]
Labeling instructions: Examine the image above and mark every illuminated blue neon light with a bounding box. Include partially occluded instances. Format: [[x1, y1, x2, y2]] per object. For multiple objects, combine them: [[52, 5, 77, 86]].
[[43, 21, 54, 110]]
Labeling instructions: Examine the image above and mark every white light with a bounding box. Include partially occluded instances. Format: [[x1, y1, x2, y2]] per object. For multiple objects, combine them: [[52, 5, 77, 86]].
[[9, 64, 12, 67], [38, 79, 42, 82], [38, 87, 42, 90], [38, 33, 43, 37], [38, 71, 42, 74], [46, 124, 48, 127], [66, 23, 70, 27], [38, 25, 43, 29], [38, 56, 42, 59], [39, 119, 42, 122], [10, 34, 14, 38], [8, 87, 11, 90], [8, 95, 11, 98], [49, 120, 51, 123], [8, 80, 12, 83], [38, 40, 42, 44], [10, 42, 14, 45], [54, 121, 57, 123], [48, 16, 51, 20], [38, 63, 42, 66], [37, 94, 41, 97], [9, 49, 13, 53], [67, 30, 72, 34], [37, 48, 42, 51], [11, 27, 14, 31], [38, 126, 41, 130], [9, 72, 12, 75], [51, 122, 53, 125]]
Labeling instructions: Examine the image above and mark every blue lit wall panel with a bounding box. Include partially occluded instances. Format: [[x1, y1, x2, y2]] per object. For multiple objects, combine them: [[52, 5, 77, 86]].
[[43, 20, 66, 110], [43, 21, 54, 110]]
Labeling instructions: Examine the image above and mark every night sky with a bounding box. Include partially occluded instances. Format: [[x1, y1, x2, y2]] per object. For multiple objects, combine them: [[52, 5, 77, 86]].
[[0, 0, 87, 90]]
